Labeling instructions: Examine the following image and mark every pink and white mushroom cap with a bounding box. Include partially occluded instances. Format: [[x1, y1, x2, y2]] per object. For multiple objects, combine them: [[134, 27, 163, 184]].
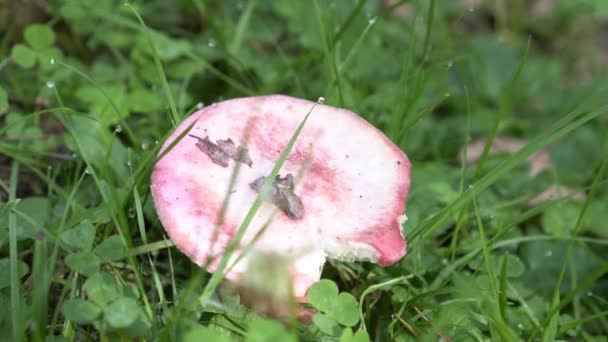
[[151, 95, 411, 299]]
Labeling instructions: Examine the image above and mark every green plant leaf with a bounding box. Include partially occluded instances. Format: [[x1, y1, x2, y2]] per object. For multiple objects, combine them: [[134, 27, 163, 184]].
[[0, 258, 29, 289], [183, 326, 231, 342], [62, 298, 102, 323], [128, 89, 164, 112], [65, 251, 101, 276], [0, 87, 7, 110], [24, 24, 56, 50], [309, 279, 360, 327], [340, 329, 370, 342], [470, 253, 525, 278], [104, 297, 140, 328], [308, 279, 339, 313], [331, 292, 360, 327], [244, 318, 296, 342], [84, 272, 122, 306], [94, 235, 125, 261], [60, 223, 96, 251], [11, 44, 37, 68], [38, 47, 62, 70], [313, 313, 341, 336]]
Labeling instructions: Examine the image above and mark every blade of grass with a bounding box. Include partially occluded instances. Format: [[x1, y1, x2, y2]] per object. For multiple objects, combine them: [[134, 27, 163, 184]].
[[409, 103, 608, 242], [332, 0, 366, 45], [52, 88, 154, 319], [230, 0, 257, 55], [53, 60, 137, 144], [312, 0, 344, 107], [471, 37, 530, 181], [359, 276, 411, 332], [126, 3, 180, 126], [538, 158, 608, 341], [557, 311, 608, 336], [194, 99, 321, 307], [8, 141, 22, 342], [421, 0, 436, 60]]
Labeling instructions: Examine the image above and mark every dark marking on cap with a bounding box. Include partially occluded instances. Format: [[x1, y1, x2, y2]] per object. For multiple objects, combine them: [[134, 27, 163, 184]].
[[249, 174, 304, 220], [189, 134, 253, 167]]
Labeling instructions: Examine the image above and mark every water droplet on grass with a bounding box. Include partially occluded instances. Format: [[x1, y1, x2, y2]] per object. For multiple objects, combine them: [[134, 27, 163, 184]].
[[317, 96, 325, 104], [128, 208, 136, 219], [447, 61, 453, 68], [84, 167, 92, 175], [544, 250, 552, 257], [154, 140, 159, 145], [517, 323, 524, 329], [368, 17, 377, 25], [50, 58, 56, 65], [46, 81, 55, 89], [208, 38, 216, 48], [141, 143, 149, 150], [196, 102, 205, 109], [114, 125, 122, 133]]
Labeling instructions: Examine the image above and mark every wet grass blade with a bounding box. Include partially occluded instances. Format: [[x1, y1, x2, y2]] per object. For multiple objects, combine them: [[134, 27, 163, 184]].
[[195, 100, 321, 306], [126, 3, 181, 126]]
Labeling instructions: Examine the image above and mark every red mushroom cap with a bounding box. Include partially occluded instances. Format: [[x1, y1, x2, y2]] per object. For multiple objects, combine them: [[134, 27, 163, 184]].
[[151, 95, 411, 298]]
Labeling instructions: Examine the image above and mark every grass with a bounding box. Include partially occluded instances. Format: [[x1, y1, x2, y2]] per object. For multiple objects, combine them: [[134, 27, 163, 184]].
[[1, 0, 608, 341]]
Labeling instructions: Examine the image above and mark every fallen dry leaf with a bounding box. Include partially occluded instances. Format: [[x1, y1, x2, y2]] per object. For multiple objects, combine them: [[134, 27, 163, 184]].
[[384, 0, 414, 20], [530, 0, 554, 17], [527, 185, 587, 207], [459, 136, 552, 177]]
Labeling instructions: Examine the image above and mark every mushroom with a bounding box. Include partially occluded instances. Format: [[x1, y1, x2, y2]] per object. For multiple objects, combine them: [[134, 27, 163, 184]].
[[151, 95, 411, 302]]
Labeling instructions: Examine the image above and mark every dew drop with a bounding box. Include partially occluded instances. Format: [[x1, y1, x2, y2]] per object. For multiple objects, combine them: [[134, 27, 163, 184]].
[[141, 143, 149, 150], [50, 58, 56, 65], [441, 258, 448, 265], [123, 1, 130, 6], [544, 250, 553, 257], [517, 323, 524, 329], [114, 125, 122, 133], [447, 61, 453, 68], [46, 81, 55, 89], [154, 140, 159, 145], [127, 160, 132, 166], [317, 96, 325, 104], [468, 184, 474, 189], [587, 291, 593, 297], [71, 153, 77, 159], [128, 207, 136, 219], [444, 92, 451, 97], [368, 17, 377, 25], [84, 167, 92, 175], [196, 102, 205, 109], [208, 38, 216, 48]]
